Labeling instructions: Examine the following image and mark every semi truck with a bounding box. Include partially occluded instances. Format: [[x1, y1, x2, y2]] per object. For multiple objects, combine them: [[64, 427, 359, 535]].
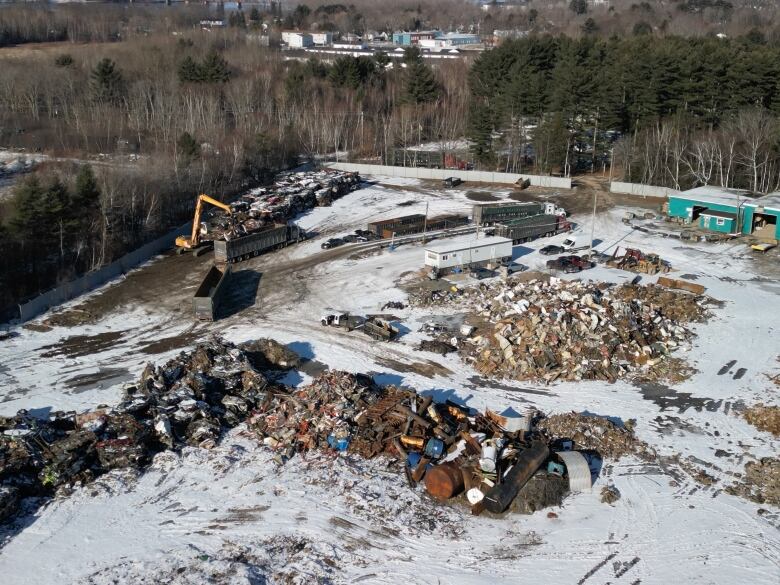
[[193, 264, 232, 321], [491, 214, 571, 244], [213, 224, 303, 264]]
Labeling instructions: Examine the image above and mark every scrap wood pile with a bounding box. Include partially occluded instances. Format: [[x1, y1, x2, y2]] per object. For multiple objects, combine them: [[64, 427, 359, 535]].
[[726, 457, 780, 506], [0, 337, 290, 522], [207, 169, 360, 240], [422, 278, 711, 383], [742, 404, 780, 437]]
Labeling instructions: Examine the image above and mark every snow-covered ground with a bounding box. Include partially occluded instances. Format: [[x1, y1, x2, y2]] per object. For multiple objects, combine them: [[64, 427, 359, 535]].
[[0, 177, 778, 584]]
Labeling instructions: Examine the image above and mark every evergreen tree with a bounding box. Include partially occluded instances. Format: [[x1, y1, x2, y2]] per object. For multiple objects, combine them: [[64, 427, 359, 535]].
[[373, 51, 390, 70], [178, 55, 203, 83], [404, 60, 438, 104], [11, 176, 69, 245], [467, 102, 494, 166], [177, 132, 201, 162], [402, 46, 422, 65], [582, 18, 598, 36], [200, 49, 231, 83], [54, 54, 74, 68], [633, 22, 652, 36], [569, 0, 588, 15], [90, 58, 125, 104], [249, 7, 260, 24]]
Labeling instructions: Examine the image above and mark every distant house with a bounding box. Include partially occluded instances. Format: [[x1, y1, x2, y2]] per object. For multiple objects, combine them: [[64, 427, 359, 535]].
[[392, 30, 440, 46], [281, 31, 313, 48], [200, 20, 225, 29], [310, 32, 333, 46]]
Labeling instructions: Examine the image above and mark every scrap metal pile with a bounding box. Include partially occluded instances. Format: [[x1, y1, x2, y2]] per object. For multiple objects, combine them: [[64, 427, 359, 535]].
[[0, 337, 287, 522], [247, 373, 650, 516], [207, 169, 360, 240], [0, 336, 652, 525], [419, 278, 711, 383]]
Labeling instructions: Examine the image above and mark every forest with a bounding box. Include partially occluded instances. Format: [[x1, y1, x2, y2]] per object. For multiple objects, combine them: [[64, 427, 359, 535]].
[[2, 1, 780, 317]]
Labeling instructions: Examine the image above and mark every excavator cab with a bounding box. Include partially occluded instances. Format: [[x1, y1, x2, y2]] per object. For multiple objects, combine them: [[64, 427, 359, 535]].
[[176, 194, 232, 255]]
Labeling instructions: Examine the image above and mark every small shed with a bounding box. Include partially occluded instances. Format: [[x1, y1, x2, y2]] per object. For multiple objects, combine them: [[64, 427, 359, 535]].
[[424, 235, 512, 273], [698, 209, 737, 233]]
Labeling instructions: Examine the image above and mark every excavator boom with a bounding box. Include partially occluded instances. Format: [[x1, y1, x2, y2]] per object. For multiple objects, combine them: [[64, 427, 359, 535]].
[[176, 194, 232, 251]]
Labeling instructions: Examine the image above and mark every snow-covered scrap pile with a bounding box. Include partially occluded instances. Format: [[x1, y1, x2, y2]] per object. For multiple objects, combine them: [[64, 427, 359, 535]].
[[207, 169, 360, 240], [0, 336, 658, 526], [441, 279, 711, 383], [0, 337, 285, 523]]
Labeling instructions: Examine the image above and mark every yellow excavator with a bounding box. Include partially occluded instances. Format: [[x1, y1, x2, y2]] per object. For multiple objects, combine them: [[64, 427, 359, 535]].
[[176, 194, 232, 255]]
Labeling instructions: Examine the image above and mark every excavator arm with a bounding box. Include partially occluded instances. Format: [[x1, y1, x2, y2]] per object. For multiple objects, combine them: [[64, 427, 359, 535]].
[[176, 194, 232, 250]]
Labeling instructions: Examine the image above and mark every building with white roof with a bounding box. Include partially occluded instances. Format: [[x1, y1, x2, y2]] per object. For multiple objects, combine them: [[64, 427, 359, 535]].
[[424, 235, 513, 273]]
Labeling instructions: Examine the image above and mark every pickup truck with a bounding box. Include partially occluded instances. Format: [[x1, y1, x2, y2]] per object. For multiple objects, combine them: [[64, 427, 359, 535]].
[[546, 255, 594, 273]]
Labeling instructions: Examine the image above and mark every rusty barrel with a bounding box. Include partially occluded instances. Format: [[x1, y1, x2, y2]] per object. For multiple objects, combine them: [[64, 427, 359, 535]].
[[424, 461, 465, 500]]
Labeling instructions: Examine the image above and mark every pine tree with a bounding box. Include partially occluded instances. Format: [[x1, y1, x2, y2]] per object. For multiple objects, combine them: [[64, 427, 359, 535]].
[[201, 49, 231, 83], [467, 102, 494, 166], [177, 132, 201, 162], [90, 58, 125, 104], [249, 7, 260, 24], [404, 60, 438, 104], [178, 56, 203, 83]]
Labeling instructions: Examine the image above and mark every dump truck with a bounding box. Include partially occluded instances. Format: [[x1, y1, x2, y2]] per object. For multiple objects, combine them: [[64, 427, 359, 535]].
[[492, 214, 571, 244], [361, 317, 399, 341], [177, 194, 232, 255], [193, 264, 232, 321], [213, 224, 302, 264]]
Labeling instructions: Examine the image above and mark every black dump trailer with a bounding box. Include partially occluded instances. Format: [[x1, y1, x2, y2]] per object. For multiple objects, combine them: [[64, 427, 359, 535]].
[[214, 224, 302, 264], [493, 214, 565, 244], [193, 264, 232, 321]]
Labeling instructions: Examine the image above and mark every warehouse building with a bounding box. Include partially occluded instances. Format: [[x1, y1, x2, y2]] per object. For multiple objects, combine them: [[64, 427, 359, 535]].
[[281, 31, 313, 48], [424, 235, 512, 274], [666, 186, 751, 234], [743, 193, 780, 240], [392, 31, 439, 45]]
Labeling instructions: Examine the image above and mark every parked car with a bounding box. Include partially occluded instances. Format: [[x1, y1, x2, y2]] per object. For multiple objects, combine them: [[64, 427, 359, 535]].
[[443, 177, 463, 188], [321, 238, 345, 250], [342, 234, 358, 243], [469, 267, 493, 280], [546, 256, 580, 273], [540, 244, 564, 256]]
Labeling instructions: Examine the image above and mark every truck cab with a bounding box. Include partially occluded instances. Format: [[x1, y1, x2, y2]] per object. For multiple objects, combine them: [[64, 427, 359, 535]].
[[562, 237, 577, 250]]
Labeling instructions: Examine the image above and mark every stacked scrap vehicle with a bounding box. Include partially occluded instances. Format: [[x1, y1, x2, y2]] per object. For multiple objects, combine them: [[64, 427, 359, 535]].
[[187, 169, 360, 319]]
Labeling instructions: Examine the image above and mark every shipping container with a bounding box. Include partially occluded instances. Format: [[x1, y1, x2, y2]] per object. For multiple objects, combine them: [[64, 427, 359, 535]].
[[193, 264, 232, 321]]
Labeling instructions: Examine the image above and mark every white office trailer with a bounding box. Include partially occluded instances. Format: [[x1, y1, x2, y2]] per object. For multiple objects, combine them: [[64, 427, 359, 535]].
[[424, 235, 513, 273]]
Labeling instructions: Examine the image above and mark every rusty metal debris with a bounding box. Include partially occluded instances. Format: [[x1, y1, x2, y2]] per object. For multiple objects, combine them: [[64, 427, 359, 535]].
[[1, 337, 653, 526], [414, 278, 711, 383], [206, 170, 360, 241]]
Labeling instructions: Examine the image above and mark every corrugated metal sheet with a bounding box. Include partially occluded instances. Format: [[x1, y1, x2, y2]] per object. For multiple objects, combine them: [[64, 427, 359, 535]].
[[556, 451, 592, 493]]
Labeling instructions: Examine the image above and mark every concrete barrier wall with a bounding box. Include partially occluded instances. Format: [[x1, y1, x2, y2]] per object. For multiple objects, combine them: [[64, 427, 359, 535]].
[[17, 223, 191, 322], [610, 181, 679, 198], [327, 162, 572, 189]]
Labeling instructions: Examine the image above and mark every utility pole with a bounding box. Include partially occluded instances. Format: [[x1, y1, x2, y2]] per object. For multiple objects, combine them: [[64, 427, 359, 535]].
[[422, 201, 429, 244], [589, 188, 597, 260]]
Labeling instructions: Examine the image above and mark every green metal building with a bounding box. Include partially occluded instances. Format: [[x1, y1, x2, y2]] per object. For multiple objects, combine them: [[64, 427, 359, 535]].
[[667, 186, 780, 241], [742, 193, 780, 241], [667, 186, 749, 234]]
